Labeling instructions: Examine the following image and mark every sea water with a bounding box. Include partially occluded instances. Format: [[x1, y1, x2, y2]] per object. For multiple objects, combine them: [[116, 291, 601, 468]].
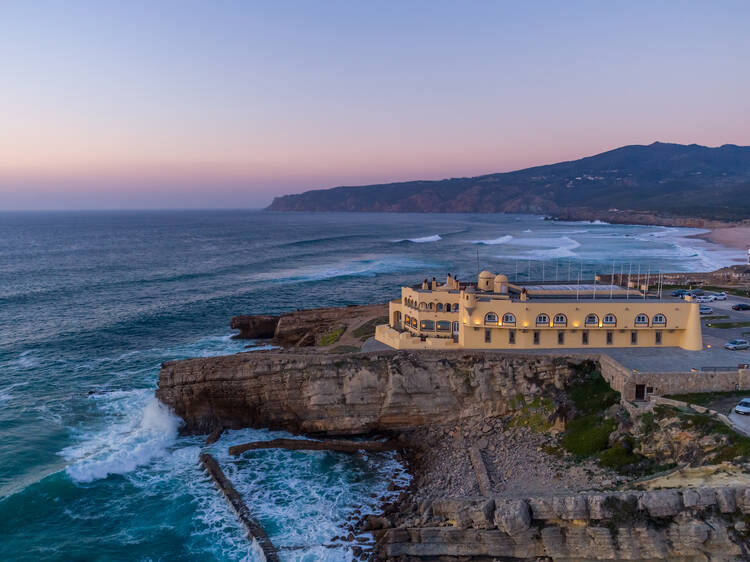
[[0, 210, 742, 560]]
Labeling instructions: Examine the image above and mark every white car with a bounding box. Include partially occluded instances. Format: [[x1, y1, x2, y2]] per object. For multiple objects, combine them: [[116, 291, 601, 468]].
[[725, 339, 750, 351], [712, 292, 727, 301], [699, 305, 713, 315], [695, 295, 715, 303], [735, 398, 750, 415]]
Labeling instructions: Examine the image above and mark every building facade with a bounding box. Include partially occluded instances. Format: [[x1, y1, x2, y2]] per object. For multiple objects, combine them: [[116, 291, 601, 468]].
[[375, 270, 703, 351]]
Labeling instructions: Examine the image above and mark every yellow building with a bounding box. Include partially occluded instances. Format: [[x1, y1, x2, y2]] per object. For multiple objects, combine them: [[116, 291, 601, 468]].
[[375, 270, 703, 351]]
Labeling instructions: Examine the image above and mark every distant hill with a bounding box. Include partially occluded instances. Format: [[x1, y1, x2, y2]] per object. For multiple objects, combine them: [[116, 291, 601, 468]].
[[267, 142, 750, 224]]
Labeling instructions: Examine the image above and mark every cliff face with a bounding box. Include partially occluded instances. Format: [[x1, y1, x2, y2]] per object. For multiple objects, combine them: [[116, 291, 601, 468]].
[[376, 490, 750, 560], [156, 351, 582, 435]]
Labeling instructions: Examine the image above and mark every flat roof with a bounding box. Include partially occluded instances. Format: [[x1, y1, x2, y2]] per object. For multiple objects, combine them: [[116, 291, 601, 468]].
[[521, 284, 622, 291]]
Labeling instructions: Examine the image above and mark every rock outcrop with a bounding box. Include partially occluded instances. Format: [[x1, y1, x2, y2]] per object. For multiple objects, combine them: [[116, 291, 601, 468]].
[[156, 350, 582, 435], [230, 303, 387, 347], [376, 489, 750, 560], [230, 315, 279, 339]]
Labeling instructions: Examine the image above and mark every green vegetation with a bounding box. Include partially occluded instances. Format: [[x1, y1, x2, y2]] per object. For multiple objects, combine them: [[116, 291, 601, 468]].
[[329, 345, 360, 354], [319, 327, 346, 346], [561, 368, 620, 457], [562, 416, 616, 455], [508, 396, 555, 432], [598, 440, 641, 470], [665, 390, 747, 408], [705, 321, 750, 329], [702, 315, 730, 320], [351, 316, 388, 341]]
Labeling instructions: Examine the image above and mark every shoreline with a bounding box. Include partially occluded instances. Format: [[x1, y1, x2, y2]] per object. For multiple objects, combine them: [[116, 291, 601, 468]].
[[692, 226, 750, 252]]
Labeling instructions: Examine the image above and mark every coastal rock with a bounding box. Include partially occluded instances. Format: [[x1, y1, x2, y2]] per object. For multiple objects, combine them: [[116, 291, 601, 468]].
[[230, 315, 279, 339], [156, 350, 581, 435], [493, 499, 531, 534]]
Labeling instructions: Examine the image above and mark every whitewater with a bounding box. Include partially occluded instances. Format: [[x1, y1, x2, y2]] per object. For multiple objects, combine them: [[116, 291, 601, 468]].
[[0, 210, 743, 561]]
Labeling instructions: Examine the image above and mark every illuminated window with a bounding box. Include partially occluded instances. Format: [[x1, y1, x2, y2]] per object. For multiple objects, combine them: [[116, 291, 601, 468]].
[[420, 320, 435, 331], [411, 317, 417, 328], [502, 313, 516, 325], [484, 312, 499, 324], [553, 314, 567, 326], [585, 314, 599, 326], [536, 314, 549, 326], [436, 320, 451, 331]]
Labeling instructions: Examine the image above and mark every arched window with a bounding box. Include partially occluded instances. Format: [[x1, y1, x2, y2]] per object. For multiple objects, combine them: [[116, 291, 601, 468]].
[[585, 314, 599, 326], [419, 302, 426, 311], [484, 312, 499, 325], [436, 320, 451, 331], [502, 313, 516, 325], [634, 313, 649, 325], [411, 317, 418, 328], [445, 303, 451, 312], [428, 302, 434, 311], [420, 320, 435, 331], [553, 314, 567, 326], [404, 314, 410, 324], [536, 314, 550, 326], [454, 303, 459, 312], [437, 303, 444, 311], [602, 314, 617, 326], [653, 313, 666, 325]]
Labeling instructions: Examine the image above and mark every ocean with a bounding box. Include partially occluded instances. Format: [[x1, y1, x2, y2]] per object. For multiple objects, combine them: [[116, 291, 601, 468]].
[[0, 210, 742, 561]]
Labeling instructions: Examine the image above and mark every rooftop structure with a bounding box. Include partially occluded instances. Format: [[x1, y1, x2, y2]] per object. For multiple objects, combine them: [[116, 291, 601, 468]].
[[375, 269, 703, 351]]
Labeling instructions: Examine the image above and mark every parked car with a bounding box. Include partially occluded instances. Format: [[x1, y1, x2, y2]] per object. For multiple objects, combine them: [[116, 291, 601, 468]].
[[735, 398, 750, 415], [695, 295, 715, 303], [699, 305, 713, 315], [712, 292, 727, 301], [725, 339, 750, 351], [733, 303, 750, 311], [671, 289, 689, 297]]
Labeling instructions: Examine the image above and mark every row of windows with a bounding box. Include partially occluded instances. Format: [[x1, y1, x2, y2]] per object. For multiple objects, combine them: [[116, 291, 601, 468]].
[[484, 328, 663, 346], [402, 314, 456, 332], [404, 298, 460, 313], [483, 312, 667, 327]]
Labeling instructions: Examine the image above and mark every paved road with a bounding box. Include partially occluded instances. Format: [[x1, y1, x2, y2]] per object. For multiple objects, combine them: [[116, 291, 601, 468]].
[[728, 410, 750, 436]]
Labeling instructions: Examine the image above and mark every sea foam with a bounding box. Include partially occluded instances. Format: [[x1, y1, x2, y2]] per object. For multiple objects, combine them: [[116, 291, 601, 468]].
[[471, 235, 513, 245], [63, 391, 181, 483]]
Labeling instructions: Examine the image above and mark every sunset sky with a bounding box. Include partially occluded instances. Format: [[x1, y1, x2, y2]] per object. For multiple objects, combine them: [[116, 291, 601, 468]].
[[1, 0, 749, 210]]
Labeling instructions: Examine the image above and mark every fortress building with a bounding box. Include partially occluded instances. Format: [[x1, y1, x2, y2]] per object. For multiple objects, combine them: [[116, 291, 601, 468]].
[[374, 270, 703, 351]]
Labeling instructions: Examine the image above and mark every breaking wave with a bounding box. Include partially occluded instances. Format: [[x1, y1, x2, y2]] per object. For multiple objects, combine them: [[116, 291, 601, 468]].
[[63, 391, 181, 483], [392, 234, 442, 243], [471, 235, 513, 245]]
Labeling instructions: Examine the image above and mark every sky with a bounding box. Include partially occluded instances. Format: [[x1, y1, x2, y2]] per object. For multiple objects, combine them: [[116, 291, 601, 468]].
[[1, 1, 749, 210]]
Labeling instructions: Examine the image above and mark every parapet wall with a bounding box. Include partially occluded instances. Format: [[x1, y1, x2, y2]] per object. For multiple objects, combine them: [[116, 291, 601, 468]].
[[378, 488, 750, 560]]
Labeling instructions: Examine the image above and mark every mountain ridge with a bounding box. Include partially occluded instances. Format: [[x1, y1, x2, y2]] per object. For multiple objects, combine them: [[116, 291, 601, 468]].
[[267, 142, 750, 224]]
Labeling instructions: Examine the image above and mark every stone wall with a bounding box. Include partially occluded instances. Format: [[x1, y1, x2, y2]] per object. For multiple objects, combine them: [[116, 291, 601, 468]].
[[377, 488, 750, 560]]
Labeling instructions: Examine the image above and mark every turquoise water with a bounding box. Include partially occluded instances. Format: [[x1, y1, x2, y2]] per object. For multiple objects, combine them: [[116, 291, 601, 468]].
[[0, 211, 741, 560]]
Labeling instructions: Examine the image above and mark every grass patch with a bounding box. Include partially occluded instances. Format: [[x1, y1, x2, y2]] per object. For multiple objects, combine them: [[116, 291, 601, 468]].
[[351, 316, 388, 341], [599, 441, 641, 471], [319, 327, 346, 346], [702, 315, 730, 320], [665, 390, 747, 408], [328, 345, 360, 354], [562, 416, 615, 456], [705, 321, 750, 329]]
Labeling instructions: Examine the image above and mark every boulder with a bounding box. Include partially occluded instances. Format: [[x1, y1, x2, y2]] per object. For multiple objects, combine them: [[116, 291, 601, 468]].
[[494, 499, 531, 534]]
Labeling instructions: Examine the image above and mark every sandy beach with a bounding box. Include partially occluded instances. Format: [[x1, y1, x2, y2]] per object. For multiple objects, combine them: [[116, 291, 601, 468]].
[[697, 226, 750, 251]]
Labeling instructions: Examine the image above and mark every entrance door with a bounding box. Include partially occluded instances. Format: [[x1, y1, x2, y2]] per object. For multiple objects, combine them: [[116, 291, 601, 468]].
[[452, 321, 459, 335], [635, 384, 646, 401]]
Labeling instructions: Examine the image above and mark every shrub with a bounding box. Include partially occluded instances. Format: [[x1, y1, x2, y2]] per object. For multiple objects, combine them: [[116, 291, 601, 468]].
[[568, 370, 620, 416], [319, 327, 346, 346]]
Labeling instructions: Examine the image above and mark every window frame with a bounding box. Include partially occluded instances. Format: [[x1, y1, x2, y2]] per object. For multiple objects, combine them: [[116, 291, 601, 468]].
[[536, 313, 550, 326], [553, 313, 567, 327], [584, 314, 599, 326], [634, 313, 649, 326], [484, 312, 499, 325], [602, 314, 617, 327], [502, 313, 516, 325]]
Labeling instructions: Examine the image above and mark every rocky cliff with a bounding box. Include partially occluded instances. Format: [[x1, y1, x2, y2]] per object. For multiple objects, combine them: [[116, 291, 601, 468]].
[[156, 350, 582, 435], [374, 489, 750, 560]]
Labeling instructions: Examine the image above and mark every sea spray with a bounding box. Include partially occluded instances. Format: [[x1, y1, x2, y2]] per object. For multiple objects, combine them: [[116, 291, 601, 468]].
[[63, 392, 181, 483]]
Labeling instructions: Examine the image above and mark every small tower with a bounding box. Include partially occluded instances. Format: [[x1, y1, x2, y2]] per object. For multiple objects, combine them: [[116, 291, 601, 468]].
[[478, 270, 495, 291]]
